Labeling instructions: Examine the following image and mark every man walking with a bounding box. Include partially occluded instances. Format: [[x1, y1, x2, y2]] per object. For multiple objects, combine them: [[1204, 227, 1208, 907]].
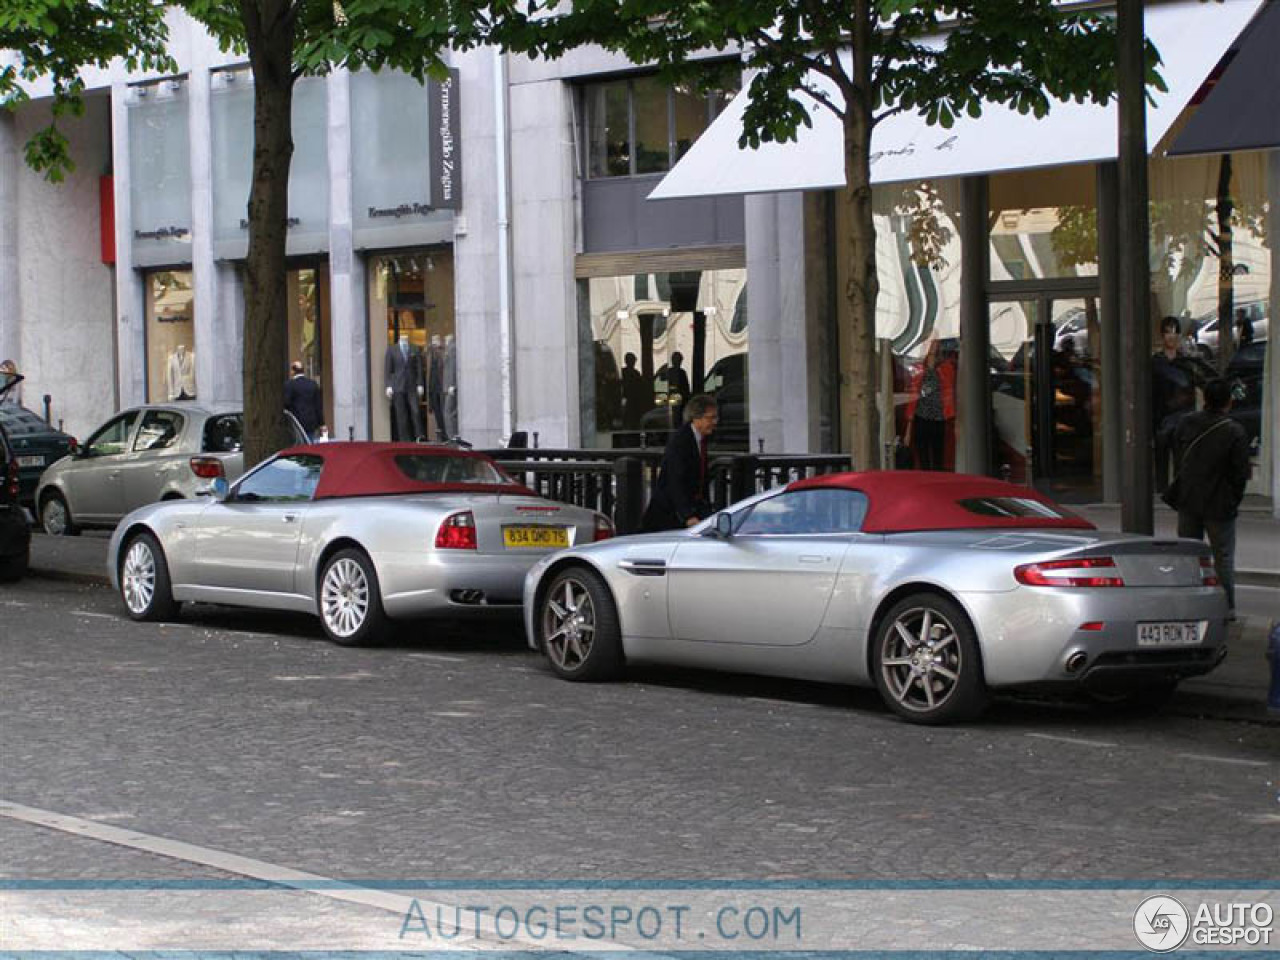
[[283, 361, 325, 443], [641, 394, 718, 532], [1169, 378, 1251, 617]]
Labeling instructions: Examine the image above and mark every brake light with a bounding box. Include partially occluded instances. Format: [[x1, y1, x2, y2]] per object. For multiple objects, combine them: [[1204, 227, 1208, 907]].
[[5, 459, 17, 498], [189, 457, 225, 479], [593, 514, 615, 542], [1199, 556, 1220, 587], [1015, 556, 1125, 588], [435, 511, 477, 550]]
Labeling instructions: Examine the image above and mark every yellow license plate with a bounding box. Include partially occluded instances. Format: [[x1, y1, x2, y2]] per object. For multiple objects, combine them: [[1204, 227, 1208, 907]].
[[503, 526, 569, 549]]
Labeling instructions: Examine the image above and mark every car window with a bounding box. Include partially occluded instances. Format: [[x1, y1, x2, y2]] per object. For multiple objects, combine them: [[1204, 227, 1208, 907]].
[[85, 411, 140, 458], [234, 454, 323, 502], [394, 454, 509, 485], [133, 410, 185, 452], [203, 414, 243, 453], [0, 405, 53, 436], [735, 489, 869, 536], [957, 496, 1068, 520]]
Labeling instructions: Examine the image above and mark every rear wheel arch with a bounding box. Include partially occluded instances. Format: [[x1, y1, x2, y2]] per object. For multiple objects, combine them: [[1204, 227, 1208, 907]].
[[865, 582, 985, 681], [314, 537, 373, 596]]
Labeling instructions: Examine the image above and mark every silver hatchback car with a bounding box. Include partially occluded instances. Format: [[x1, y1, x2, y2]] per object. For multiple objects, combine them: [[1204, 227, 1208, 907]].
[[36, 404, 304, 535]]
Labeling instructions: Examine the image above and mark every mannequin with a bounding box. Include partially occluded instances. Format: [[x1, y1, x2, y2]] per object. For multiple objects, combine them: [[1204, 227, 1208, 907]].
[[442, 333, 458, 439], [384, 325, 425, 441], [427, 333, 447, 441], [166, 343, 196, 401]]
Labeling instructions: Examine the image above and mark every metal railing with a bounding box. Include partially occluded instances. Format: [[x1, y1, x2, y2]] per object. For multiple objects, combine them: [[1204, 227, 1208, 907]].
[[482, 448, 853, 534]]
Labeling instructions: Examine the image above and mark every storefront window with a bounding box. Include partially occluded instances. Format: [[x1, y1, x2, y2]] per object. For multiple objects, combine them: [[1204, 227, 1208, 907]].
[[586, 81, 630, 178], [582, 267, 748, 449], [633, 76, 670, 175], [144, 270, 195, 403], [287, 265, 333, 432], [1149, 150, 1271, 493], [367, 249, 457, 442], [988, 165, 1098, 281]]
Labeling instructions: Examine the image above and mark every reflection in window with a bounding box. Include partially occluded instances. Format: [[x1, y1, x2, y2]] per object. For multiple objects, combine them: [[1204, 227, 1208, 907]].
[[395, 454, 508, 485], [203, 414, 243, 453], [633, 76, 669, 174], [586, 81, 630, 178], [236, 455, 323, 502], [134, 410, 185, 452], [583, 268, 748, 450], [87, 412, 140, 458], [737, 489, 869, 536]]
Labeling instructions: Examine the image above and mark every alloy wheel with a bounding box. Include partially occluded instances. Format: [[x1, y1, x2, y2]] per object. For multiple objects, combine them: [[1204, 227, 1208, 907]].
[[321, 557, 370, 639], [122, 540, 156, 615], [542, 577, 596, 671], [879, 606, 963, 714], [42, 497, 68, 536]]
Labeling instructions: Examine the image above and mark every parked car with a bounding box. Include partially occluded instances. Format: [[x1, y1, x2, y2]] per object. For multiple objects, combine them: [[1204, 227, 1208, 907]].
[[0, 403, 77, 508], [1192, 309, 1269, 362], [0, 373, 32, 581], [108, 442, 615, 646], [1225, 337, 1267, 449], [524, 471, 1227, 725], [36, 404, 305, 536]]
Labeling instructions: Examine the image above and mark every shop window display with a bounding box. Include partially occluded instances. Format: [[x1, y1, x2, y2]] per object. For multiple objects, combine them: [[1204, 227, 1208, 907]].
[[583, 268, 748, 449], [145, 271, 195, 403], [286, 266, 333, 432], [367, 250, 457, 442]]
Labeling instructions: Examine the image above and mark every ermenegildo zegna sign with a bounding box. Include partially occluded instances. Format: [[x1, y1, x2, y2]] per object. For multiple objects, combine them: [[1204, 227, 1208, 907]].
[[428, 69, 461, 210]]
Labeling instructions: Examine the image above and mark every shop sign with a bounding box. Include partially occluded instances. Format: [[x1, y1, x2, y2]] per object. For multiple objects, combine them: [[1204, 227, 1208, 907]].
[[428, 70, 462, 210], [134, 226, 191, 241]]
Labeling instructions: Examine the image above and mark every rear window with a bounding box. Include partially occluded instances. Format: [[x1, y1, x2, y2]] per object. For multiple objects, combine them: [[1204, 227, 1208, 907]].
[[957, 497, 1069, 520], [394, 454, 509, 485], [0, 406, 52, 436], [203, 414, 243, 453]]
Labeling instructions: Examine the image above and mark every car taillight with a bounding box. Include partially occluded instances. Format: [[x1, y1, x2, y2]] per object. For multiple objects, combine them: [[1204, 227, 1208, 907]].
[[1199, 556, 1220, 587], [5, 460, 17, 498], [593, 514, 615, 542], [435, 511, 477, 550], [189, 457, 225, 479], [1015, 556, 1125, 588]]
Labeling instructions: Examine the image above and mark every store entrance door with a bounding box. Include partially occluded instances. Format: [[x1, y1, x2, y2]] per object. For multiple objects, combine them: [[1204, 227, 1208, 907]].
[[988, 292, 1102, 502]]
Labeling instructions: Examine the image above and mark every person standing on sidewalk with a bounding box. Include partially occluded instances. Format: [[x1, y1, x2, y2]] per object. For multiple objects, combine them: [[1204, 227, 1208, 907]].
[[1168, 378, 1251, 617]]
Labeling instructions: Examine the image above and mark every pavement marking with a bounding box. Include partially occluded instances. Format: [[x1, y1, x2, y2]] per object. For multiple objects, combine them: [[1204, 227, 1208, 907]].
[[0, 600, 32, 607], [405, 652, 466, 663], [1176, 753, 1271, 768], [0, 799, 637, 953], [1025, 733, 1118, 748], [71, 610, 116, 620]]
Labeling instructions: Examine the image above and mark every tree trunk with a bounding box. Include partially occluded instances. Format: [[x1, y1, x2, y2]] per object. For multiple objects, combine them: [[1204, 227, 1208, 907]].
[[840, 0, 880, 471], [241, 0, 297, 469], [1215, 152, 1234, 373]]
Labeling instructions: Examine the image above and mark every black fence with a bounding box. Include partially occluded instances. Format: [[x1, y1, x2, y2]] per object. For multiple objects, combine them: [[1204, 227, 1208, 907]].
[[482, 448, 853, 534]]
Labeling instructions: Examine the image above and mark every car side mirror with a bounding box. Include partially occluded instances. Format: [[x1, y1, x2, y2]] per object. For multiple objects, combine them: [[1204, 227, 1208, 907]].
[[203, 476, 230, 501], [713, 511, 734, 539]]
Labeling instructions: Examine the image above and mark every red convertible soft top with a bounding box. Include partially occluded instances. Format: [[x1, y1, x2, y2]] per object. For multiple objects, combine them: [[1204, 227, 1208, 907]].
[[279, 442, 535, 500], [788, 470, 1095, 534]]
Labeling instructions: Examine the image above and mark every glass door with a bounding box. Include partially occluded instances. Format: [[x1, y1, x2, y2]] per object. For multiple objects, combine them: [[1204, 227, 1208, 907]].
[[988, 295, 1102, 502]]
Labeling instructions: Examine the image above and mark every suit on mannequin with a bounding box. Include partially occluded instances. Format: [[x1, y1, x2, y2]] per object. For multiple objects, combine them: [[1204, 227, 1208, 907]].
[[385, 333, 425, 441], [166, 344, 196, 401]]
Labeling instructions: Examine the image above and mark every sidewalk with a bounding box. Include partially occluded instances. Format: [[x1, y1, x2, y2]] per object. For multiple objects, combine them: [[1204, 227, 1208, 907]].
[[23, 525, 1278, 724]]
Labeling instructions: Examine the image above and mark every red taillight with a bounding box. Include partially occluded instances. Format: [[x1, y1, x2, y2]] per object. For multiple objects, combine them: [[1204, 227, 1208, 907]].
[[1015, 556, 1125, 588], [593, 514, 615, 542], [5, 460, 17, 498], [1199, 556, 1220, 587], [435, 511, 477, 550], [189, 457, 225, 479]]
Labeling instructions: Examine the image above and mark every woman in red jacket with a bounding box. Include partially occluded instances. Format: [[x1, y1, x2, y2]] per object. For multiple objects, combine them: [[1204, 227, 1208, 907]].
[[903, 339, 956, 471]]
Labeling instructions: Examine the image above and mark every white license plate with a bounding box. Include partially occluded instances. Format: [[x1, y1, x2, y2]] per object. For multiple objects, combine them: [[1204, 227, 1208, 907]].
[[17, 455, 44, 468], [1137, 621, 1202, 646]]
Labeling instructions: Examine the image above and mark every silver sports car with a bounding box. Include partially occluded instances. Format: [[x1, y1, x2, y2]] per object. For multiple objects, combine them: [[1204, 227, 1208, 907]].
[[108, 442, 613, 645], [524, 471, 1228, 724]]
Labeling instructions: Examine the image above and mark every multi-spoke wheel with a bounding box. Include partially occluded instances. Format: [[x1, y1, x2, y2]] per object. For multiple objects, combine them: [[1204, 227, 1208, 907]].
[[539, 566, 622, 681], [119, 531, 178, 621], [40, 492, 79, 536], [872, 593, 987, 724], [318, 548, 386, 646]]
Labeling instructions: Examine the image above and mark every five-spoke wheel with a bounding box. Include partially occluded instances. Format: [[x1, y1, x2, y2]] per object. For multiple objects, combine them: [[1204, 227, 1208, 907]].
[[41, 492, 78, 537], [539, 566, 621, 680], [318, 548, 386, 646], [119, 531, 178, 621], [872, 593, 987, 724]]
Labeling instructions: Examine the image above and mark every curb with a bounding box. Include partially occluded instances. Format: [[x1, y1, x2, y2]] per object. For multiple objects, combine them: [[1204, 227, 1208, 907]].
[[1238, 568, 1280, 589]]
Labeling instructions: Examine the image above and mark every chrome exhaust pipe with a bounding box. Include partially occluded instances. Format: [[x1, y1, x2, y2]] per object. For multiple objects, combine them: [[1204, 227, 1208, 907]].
[[1064, 651, 1089, 674]]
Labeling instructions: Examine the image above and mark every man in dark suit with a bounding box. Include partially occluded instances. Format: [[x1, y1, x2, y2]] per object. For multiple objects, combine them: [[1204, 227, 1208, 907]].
[[283, 361, 324, 442], [641, 394, 718, 532]]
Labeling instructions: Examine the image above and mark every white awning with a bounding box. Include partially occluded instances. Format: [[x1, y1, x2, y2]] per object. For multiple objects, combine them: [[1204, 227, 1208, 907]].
[[649, 0, 1262, 200]]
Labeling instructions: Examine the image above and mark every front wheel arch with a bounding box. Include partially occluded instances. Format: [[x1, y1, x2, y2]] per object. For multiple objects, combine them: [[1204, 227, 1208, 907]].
[[532, 557, 620, 642]]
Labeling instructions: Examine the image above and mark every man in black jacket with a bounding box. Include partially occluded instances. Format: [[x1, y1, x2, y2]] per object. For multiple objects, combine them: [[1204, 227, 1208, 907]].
[[641, 394, 718, 532], [1170, 378, 1251, 616], [283, 361, 325, 443]]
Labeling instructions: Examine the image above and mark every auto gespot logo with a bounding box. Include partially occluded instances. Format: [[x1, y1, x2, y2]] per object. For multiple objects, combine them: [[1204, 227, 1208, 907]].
[[1134, 895, 1274, 952]]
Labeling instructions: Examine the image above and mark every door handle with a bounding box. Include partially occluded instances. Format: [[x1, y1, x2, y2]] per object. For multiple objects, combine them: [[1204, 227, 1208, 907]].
[[799, 555, 829, 564], [283, 514, 298, 523], [108, 471, 121, 479]]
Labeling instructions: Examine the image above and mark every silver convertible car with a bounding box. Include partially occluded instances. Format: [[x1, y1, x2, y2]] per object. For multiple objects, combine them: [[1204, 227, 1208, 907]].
[[37, 403, 305, 536], [524, 472, 1228, 724], [108, 442, 613, 645]]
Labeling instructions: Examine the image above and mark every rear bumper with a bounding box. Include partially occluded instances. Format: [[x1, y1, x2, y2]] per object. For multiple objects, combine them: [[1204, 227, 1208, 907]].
[[378, 550, 549, 619]]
